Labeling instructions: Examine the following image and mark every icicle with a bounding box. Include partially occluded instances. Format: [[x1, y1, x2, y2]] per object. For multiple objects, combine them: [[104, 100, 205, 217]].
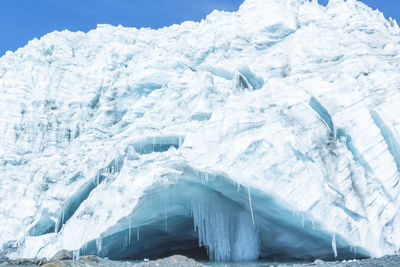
[[54, 217, 59, 234], [164, 187, 168, 232], [72, 249, 80, 260], [55, 210, 63, 233], [137, 224, 140, 241], [178, 136, 183, 147], [164, 210, 168, 231], [332, 233, 337, 258], [82, 242, 88, 254], [128, 216, 131, 245], [96, 238, 102, 254], [61, 210, 65, 229], [247, 187, 255, 227], [190, 194, 259, 261]]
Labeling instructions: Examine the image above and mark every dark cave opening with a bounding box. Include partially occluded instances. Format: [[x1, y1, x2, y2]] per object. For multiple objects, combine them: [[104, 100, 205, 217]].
[[78, 174, 369, 262]]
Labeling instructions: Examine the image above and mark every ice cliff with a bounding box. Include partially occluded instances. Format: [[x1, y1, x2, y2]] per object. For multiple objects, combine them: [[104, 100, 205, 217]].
[[1, 0, 400, 262]]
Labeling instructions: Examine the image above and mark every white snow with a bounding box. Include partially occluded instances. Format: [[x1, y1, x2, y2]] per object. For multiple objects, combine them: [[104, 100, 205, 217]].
[[1, 0, 400, 261]]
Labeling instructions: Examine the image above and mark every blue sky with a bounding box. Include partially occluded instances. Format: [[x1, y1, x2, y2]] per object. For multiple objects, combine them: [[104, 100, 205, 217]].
[[0, 0, 398, 56]]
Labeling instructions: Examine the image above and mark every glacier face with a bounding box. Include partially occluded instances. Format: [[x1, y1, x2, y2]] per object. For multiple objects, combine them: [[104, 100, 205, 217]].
[[1, 0, 400, 261]]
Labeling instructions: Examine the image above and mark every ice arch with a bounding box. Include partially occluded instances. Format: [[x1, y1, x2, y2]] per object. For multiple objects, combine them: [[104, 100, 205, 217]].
[[78, 167, 368, 262]]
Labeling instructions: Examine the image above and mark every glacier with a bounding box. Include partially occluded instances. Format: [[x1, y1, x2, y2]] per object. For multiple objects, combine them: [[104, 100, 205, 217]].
[[1, 0, 400, 262]]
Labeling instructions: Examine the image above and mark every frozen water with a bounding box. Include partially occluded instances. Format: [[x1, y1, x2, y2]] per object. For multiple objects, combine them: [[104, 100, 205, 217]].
[[74, 171, 366, 261], [1, 0, 400, 262]]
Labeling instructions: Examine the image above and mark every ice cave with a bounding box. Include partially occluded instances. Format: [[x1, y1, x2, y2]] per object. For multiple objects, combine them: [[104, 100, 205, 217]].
[[1, 0, 400, 263], [73, 168, 368, 262]]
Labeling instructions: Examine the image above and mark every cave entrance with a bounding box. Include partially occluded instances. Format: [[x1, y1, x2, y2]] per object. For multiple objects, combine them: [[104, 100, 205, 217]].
[[83, 215, 209, 261], [79, 174, 369, 262], [80, 180, 260, 261]]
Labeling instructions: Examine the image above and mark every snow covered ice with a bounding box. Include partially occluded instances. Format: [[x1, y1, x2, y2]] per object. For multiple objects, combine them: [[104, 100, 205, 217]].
[[1, 0, 400, 262]]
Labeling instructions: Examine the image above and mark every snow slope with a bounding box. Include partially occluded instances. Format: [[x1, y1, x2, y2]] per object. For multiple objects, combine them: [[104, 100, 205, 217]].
[[1, 0, 400, 261]]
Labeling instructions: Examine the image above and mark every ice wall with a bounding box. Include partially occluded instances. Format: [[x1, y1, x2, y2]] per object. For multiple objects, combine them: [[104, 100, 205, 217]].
[[76, 171, 367, 261], [1, 0, 400, 261]]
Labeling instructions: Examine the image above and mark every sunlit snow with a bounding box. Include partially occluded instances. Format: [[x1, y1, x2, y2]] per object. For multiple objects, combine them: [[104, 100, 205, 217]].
[[1, 0, 400, 262]]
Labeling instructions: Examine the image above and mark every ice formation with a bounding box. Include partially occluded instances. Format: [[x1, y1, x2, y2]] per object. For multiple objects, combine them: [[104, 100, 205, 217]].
[[1, 0, 400, 262]]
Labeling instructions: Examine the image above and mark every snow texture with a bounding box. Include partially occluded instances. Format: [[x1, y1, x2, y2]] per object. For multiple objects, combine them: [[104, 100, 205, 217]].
[[1, 0, 400, 262]]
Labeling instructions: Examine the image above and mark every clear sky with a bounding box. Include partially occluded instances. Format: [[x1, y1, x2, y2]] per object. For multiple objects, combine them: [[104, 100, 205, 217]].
[[0, 0, 398, 56]]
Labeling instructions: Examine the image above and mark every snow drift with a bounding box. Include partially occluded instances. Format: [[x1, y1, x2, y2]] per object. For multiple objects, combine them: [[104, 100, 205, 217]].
[[1, 0, 400, 262]]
